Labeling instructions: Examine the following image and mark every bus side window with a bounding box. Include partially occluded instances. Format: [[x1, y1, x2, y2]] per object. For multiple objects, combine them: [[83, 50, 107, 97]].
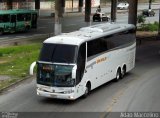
[[100, 38, 108, 52], [0, 15, 2, 23], [2, 14, 10, 23], [11, 15, 16, 23], [17, 14, 25, 21], [25, 13, 31, 21], [104, 35, 115, 50], [76, 43, 86, 85], [31, 14, 37, 28]]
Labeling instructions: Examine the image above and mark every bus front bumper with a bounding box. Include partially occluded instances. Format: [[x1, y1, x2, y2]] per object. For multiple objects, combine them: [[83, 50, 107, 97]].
[[37, 89, 76, 100]]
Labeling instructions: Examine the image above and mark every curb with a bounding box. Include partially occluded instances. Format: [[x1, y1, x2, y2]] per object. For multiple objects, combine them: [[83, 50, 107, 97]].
[[0, 75, 33, 93], [0, 33, 54, 47]]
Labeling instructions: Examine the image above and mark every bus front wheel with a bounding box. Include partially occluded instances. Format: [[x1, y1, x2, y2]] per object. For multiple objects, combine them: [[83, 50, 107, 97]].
[[25, 26, 30, 32], [83, 82, 91, 98]]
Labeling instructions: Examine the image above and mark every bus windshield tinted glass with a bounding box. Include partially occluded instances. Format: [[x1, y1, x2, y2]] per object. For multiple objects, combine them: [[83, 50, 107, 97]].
[[37, 63, 75, 87], [39, 43, 77, 63]]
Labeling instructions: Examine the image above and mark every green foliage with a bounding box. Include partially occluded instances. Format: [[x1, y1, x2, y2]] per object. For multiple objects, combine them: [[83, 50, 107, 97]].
[[0, 43, 42, 77], [137, 21, 159, 31], [0, 52, 2, 57], [137, 14, 146, 24]]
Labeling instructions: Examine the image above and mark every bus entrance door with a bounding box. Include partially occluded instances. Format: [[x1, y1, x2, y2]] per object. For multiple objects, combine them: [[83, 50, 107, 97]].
[[10, 15, 16, 33], [31, 14, 37, 28]]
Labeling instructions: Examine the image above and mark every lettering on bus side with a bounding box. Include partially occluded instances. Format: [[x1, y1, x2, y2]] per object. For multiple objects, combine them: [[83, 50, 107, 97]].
[[96, 57, 107, 64], [86, 57, 107, 69]]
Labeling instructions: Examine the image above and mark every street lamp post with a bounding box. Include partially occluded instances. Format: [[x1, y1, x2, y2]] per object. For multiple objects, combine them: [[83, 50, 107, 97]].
[[158, 8, 160, 39], [111, 0, 117, 22]]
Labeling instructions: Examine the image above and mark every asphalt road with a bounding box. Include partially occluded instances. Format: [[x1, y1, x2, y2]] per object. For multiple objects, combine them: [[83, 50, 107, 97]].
[[0, 40, 160, 117]]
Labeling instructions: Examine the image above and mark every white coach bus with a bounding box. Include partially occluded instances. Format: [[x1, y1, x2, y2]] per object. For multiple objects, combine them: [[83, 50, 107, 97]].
[[30, 23, 136, 100]]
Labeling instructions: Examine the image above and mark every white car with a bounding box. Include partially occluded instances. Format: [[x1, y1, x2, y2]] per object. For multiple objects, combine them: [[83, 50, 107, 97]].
[[117, 3, 129, 10]]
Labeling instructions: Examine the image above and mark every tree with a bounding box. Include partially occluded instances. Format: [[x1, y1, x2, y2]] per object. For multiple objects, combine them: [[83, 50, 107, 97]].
[[149, 0, 155, 9], [137, 14, 146, 24]]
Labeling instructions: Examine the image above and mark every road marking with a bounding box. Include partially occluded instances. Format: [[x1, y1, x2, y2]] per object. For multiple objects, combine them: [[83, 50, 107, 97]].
[[106, 89, 125, 112], [0, 37, 9, 40], [99, 76, 139, 118], [47, 22, 54, 24], [99, 88, 126, 118], [37, 27, 47, 29], [65, 24, 77, 27], [33, 34, 44, 36], [16, 36, 26, 38]]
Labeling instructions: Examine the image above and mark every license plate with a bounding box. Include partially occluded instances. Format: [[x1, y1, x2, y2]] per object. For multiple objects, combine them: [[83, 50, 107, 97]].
[[50, 94, 57, 98]]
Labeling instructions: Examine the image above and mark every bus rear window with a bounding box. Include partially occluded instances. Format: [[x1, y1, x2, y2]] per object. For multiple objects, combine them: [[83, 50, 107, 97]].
[[39, 43, 77, 63]]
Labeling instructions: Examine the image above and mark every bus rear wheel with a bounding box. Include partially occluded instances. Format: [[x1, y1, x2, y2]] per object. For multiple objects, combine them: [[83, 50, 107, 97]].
[[115, 68, 121, 82], [10, 30, 15, 34]]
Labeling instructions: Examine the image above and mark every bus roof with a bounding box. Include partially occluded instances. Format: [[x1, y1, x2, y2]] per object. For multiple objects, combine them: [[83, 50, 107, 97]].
[[44, 23, 135, 45], [0, 9, 37, 15]]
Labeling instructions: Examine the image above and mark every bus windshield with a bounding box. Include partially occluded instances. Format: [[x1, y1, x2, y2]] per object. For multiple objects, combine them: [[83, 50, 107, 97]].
[[39, 43, 77, 64], [37, 63, 75, 87]]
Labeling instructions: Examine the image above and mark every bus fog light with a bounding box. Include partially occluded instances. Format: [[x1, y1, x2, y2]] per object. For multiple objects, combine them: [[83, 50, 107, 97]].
[[37, 91, 40, 95], [69, 96, 74, 99], [37, 87, 42, 91]]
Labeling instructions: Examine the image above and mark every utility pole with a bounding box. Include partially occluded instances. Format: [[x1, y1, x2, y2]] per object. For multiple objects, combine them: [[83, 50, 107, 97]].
[[54, 0, 63, 35], [85, 0, 91, 26], [111, 0, 117, 22], [149, 0, 152, 9], [72, 0, 74, 11], [79, 0, 83, 12], [35, 0, 40, 16], [128, 0, 138, 26]]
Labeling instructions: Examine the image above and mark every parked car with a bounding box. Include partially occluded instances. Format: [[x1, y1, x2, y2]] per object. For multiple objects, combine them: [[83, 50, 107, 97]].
[[117, 2, 129, 10], [93, 12, 110, 22], [142, 9, 155, 17]]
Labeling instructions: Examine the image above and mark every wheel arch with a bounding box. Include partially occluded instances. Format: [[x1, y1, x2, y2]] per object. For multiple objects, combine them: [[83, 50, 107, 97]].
[[115, 66, 121, 78], [122, 64, 127, 71], [85, 81, 91, 91]]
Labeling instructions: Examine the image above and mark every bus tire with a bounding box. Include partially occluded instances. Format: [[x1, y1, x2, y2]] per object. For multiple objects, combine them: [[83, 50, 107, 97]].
[[115, 68, 121, 82], [10, 29, 15, 34], [0, 28, 4, 35], [83, 82, 91, 98], [121, 65, 126, 78], [25, 26, 30, 32]]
